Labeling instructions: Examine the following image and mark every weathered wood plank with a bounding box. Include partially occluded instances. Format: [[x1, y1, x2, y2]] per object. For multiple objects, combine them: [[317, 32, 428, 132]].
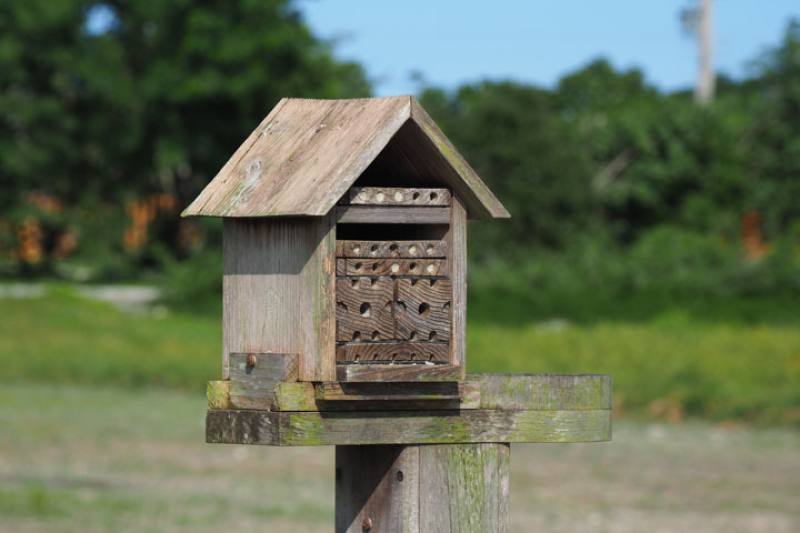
[[419, 443, 510, 533], [337, 363, 462, 383], [448, 195, 467, 376], [337, 258, 448, 277], [469, 373, 613, 411], [336, 341, 450, 363], [336, 206, 451, 225], [395, 278, 451, 342], [212, 374, 611, 412], [335, 277, 394, 342], [223, 217, 335, 381], [336, 445, 419, 533], [206, 408, 612, 445], [228, 352, 298, 409], [336, 239, 448, 259], [341, 187, 451, 207]]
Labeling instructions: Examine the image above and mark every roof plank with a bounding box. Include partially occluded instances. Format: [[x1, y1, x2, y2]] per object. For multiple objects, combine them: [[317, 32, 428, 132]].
[[183, 96, 509, 219]]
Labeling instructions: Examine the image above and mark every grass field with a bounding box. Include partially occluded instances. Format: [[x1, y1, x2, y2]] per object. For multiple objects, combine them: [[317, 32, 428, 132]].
[[1, 285, 799, 424], [1, 384, 798, 532]]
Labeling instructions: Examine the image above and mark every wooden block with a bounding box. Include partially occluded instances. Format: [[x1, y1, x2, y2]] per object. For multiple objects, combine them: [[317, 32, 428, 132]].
[[336, 278, 394, 342], [336, 363, 462, 382], [228, 352, 298, 409], [206, 408, 612, 445], [207, 380, 231, 410], [336, 341, 450, 363], [448, 194, 467, 379], [341, 187, 452, 206], [395, 278, 451, 341], [338, 259, 448, 277], [336, 240, 448, 259], [336, 206, 451, 224]]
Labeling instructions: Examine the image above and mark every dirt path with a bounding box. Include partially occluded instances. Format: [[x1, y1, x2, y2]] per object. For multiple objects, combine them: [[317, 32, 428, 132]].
[[0, 384, 798, 532]]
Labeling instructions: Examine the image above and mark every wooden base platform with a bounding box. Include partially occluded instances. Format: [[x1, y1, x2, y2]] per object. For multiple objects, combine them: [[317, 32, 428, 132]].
[[205, 373, 612, 446]]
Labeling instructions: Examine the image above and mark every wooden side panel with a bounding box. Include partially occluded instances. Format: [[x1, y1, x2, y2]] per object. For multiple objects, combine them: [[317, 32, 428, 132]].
[[395, 278, 451, 341], [223, 217, 335, 381], [448, 195, 468, 376]]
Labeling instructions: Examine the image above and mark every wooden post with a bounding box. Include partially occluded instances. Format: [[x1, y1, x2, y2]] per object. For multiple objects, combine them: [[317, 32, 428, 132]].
[[336, 443, 509, 533]]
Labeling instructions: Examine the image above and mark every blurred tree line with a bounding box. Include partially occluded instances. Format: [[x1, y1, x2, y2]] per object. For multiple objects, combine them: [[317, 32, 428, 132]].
[[1, 1, 798, 305]]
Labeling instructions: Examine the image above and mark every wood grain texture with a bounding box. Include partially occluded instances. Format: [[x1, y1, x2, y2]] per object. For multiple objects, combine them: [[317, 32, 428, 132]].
[[212, 373, 610, 413], [336, 363, 462, 383], [228, 352, 298, 410], [336, 277, 394, 342], [222, 217, 335, 381], [395, 278, 452, 342], [183, 96, 509, 219], [336, 206, 451, 225], [418, 443, 509, 533], [206, 408, 612, 445], [448, 195, 467, 375], [336, 240, 447, 259], [336, 341, 449, 363], [342, 187, 451, 207], [337, 259, 448, 277], [336, 445, 419, 533]]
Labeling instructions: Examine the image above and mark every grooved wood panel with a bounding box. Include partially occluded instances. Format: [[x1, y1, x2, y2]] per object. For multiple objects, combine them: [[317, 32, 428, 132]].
[[316, 382, 464, 402], [448, 195, 467, 379], [336, 206, 451, 225], [206, 408, 612, 445], [336, 278, 394, 342], [395, 278, 451, 341], [336, 342, 449, 362], [337, 258, 448, 277], [336, 240, 447, 259], [341, 187, 451, 206], [223, 217, 335, 381]]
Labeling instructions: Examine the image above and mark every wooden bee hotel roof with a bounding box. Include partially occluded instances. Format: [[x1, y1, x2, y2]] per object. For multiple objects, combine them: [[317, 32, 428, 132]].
[[182, 96, 509, 219]]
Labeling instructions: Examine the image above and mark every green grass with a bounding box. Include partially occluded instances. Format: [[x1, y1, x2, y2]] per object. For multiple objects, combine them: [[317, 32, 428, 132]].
[[1, 285, 799, 424]]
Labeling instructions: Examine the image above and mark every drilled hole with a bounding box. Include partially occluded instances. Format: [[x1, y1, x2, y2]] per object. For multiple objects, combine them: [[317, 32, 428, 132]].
[[360, 303, 371, 317], [426, 244, 435, 255], [352, 331, 361, 341], [354, 354, 360, 362], [375, 192, 385, 202], [371, 262, 379, 271], [425, 264, 437, 274], [396, 301, 406, 312], [429, 331, 437, 341], [409, 331, 418, 341], [371, 331, 380, 340], [430, 279, 437, 287], [389, 243, 399, 252], [409, 262, 418, 272], [418, 303, 430, 316], [370, 244, 378, 253], [350, 279, 358, 287], [443, 301, 451, 311], [412, 192, 420, 200], [352, 245, 361, 254], [354, 262, 363, 271], [411, 279, 419, 286], [390, 263, 400, 274], [429, 192, 438, 201], [393, 191, 404, 202], [396, 470, 404, 482], [370, 277, 378, 287], [337, 301, 348, 312], [408, 245, 418, 256]]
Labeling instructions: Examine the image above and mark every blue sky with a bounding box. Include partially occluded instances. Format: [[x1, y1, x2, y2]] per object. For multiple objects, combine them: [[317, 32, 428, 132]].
[[299, 0, 800, 95]]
